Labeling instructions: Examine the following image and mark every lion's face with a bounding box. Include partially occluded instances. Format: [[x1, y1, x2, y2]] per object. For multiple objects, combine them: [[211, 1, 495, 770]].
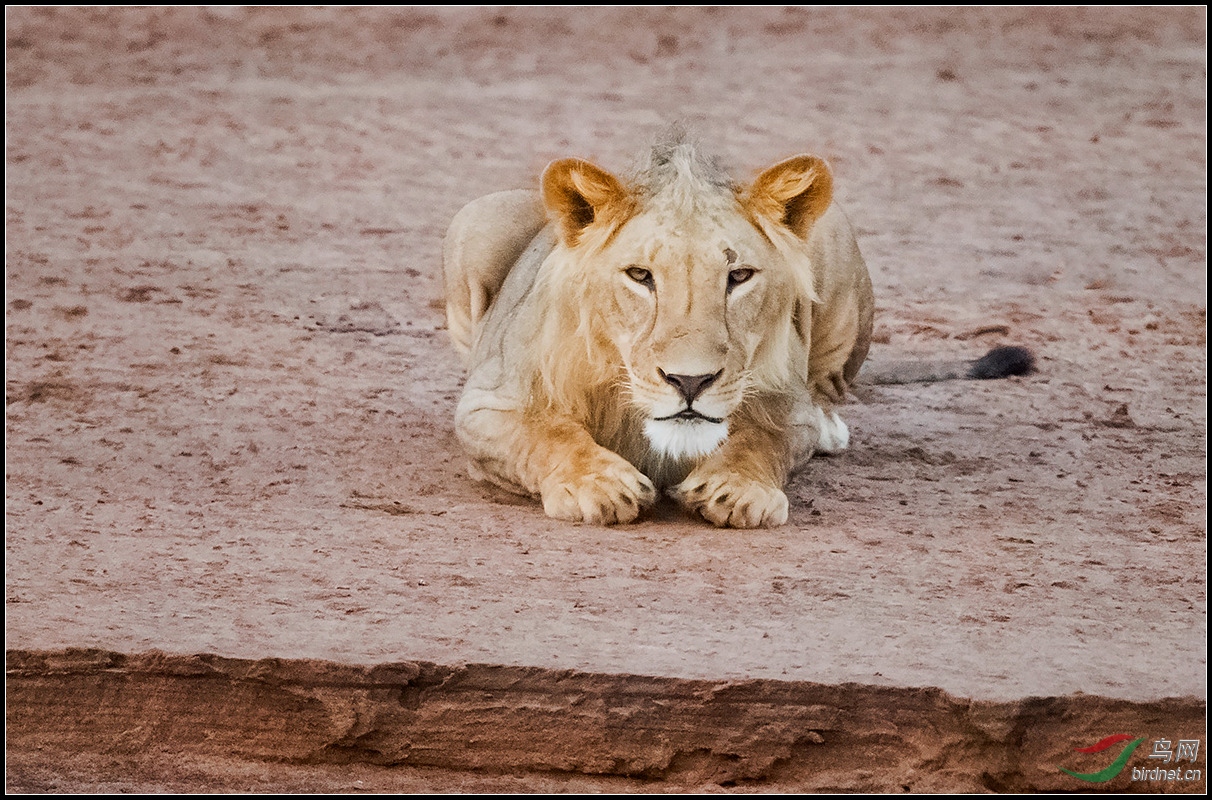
[[583, 200, 803, 458], [539, 146, 832, 462]]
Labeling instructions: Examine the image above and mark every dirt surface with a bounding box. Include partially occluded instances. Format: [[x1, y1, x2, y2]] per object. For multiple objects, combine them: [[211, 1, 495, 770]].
[[5, 6, 1207, 793], [8, 649, 1206, 794]]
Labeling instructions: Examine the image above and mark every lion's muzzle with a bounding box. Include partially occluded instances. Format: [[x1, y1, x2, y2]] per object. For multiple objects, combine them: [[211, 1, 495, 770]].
[[657, 368, 722, 405], [654, 407, 724, 424]]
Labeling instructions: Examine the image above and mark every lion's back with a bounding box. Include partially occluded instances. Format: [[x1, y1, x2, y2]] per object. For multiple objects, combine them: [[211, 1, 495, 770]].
[[443, 189, 546, 363]]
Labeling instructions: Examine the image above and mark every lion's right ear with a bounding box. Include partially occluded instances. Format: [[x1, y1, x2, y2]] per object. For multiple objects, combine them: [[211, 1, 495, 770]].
[[541, 158, 633, 246], [743, 155, 834, 239]]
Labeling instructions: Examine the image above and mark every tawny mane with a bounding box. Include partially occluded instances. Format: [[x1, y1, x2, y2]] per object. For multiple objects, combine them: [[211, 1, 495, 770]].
[[635, 135, 735, 198]]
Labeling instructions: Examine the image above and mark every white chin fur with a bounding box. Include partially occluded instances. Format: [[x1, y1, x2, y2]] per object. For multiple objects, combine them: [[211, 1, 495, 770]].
[[644, 418, 729, 459]]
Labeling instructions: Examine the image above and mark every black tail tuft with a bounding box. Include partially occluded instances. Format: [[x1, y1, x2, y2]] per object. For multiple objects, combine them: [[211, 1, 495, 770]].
[[967, 346, 1036, 380]]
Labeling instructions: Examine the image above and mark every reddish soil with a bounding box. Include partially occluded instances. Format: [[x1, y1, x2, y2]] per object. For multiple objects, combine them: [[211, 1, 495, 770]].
[[5, 6, 1206, 792]]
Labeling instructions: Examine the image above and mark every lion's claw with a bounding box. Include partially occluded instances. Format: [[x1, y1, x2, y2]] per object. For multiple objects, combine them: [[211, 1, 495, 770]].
[[540, 454, 656, 525], [670, 471, 789, 528]]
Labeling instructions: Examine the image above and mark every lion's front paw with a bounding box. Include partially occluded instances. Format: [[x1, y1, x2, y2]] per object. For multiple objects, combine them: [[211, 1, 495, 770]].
[[671, 471, 789, 529], [540, 453, 657, 525]]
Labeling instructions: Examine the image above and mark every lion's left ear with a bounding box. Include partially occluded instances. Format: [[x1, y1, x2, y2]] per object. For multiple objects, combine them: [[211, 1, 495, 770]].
[[541, 158, 634, 246], [743, 155, 834, 238]]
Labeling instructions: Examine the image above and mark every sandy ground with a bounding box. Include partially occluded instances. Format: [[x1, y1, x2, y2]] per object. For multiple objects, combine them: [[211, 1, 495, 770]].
[[5, 6, 1207, 792]]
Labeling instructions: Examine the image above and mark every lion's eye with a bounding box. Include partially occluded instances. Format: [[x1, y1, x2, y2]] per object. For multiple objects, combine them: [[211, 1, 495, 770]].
[[624, 266, 654, 289], [727, 268, 755, 290]]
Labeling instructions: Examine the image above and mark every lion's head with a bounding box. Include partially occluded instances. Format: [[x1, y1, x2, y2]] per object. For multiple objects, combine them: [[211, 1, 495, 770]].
[[529, 141, 835, 480]]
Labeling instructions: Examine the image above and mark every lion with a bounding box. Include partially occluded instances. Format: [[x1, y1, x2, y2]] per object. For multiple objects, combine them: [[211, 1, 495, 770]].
[[443, 139, 1026, 528]]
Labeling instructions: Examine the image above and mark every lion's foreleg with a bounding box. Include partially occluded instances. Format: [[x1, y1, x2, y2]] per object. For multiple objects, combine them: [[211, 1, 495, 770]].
[[670, 400, 803, 528], [457, 400, 657, 525]]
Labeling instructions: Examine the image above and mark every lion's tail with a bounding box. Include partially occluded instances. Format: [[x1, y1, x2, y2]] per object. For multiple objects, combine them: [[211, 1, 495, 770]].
[[857, 345, 1036, 386]]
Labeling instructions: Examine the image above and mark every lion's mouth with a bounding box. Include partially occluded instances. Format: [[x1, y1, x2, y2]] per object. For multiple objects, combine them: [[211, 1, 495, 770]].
[[644, 410, 730, 459], [653, 408, 724, 424]]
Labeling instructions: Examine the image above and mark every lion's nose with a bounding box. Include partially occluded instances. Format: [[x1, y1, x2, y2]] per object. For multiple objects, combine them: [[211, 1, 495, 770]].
[[658, 369, 722, 404]]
